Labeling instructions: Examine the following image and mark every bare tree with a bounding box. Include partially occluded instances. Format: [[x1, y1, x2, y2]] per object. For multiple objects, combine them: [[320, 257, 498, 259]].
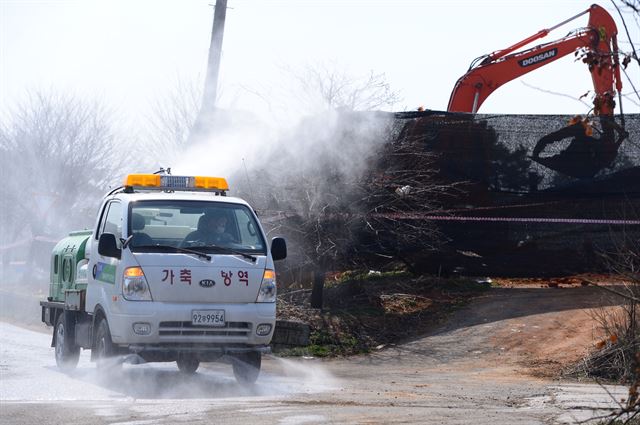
[[289, 63, 401, 112], [580, 3, 640, 422], [0, 91, 125, 272], [144, 78, 202, 164], [242, 110, 450, 307]]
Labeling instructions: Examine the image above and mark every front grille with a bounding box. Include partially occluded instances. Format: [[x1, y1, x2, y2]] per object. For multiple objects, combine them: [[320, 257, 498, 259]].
[[159, 321, 251, 337]]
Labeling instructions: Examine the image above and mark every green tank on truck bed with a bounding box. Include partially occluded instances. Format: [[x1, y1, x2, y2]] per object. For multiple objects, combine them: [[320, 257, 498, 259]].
[[40, 230, 92, 371], [48, 230, 91, 302]]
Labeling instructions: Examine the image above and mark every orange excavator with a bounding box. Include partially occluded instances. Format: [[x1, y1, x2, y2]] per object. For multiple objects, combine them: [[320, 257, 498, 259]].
[[447, 4, 628, 178]]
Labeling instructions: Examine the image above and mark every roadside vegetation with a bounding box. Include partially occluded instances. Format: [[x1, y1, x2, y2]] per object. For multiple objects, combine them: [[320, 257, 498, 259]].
[[573, 249, 640, 423], [276, 270, 490, 357]]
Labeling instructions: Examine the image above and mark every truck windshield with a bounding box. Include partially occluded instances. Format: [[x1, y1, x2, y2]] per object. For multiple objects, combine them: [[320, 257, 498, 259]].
[[128, 200, 267, 255]]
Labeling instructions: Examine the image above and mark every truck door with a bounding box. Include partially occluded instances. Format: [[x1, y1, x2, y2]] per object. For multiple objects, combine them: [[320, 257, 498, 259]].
[[86, 200, 123, 315]]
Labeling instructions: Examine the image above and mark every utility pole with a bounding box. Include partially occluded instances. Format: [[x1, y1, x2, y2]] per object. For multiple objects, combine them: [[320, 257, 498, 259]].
[[203, 0, 227, 111], [190, 0, 227, 143]]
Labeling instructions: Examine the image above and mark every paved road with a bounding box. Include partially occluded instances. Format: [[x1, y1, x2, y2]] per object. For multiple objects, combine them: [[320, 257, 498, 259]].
[[0, 286, 628, 424]]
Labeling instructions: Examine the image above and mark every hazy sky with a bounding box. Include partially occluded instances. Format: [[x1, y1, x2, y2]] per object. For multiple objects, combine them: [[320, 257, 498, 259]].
[[1, 0, 639, 123]]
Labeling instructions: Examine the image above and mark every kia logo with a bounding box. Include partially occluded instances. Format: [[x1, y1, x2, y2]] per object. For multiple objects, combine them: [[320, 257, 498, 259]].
[[199, 279, 216, 288]]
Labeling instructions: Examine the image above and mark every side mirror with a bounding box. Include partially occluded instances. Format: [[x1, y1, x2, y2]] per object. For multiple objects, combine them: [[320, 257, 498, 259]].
[[98, 233, 121, 259], [270, 237, 287, 261]]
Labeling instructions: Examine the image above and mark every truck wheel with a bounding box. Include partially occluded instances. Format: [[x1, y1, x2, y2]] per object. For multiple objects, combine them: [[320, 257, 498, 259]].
[[54, 313, 80, 371], [231, 351, 261, 385], [94, 319, 120, 370], [176, 354, 199, 374]]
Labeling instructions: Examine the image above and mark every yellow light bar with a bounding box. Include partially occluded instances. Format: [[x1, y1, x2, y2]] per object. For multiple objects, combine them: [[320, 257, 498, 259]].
[[124, 174, 161, 187], [123, 174, 229, 192], [194, 176, 229, 191]]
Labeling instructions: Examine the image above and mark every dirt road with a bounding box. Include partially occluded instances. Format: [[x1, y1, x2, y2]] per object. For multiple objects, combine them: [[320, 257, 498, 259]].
[[0, 284, 627, 424]]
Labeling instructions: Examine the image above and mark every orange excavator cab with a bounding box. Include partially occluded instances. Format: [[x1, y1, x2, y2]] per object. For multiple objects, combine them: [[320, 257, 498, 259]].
[[447, 4, 628, 178]]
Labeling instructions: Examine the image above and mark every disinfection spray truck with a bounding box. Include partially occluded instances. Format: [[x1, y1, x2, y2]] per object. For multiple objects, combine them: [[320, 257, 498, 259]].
[[40, 172, 286, 384]]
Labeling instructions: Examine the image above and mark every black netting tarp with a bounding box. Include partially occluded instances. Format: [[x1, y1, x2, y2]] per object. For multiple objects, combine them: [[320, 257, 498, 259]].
[[395, 112, 640, 276]]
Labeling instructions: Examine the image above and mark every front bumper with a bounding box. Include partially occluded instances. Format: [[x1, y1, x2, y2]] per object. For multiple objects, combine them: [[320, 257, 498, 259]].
[[106, 301, 275, 346], [126, 343, 271, 362]]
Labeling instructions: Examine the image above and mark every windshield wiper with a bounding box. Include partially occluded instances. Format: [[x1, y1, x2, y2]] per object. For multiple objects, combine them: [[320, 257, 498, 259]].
[[133, 244, 211, 261], [200, 244, 257, 262]]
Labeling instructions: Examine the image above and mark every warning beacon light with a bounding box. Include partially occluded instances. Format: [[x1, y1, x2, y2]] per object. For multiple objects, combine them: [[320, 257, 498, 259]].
[[123, 174, 229, 194]]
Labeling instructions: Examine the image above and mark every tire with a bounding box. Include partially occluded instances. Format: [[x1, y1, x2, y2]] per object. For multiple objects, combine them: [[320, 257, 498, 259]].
[[54, 313, 80, 371], [94, 318, 121, 370], [176, 354, 200, 374], [231, 351, 261, 385]]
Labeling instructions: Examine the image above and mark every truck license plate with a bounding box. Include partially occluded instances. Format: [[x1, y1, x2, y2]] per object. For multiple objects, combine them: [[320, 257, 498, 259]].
[[191, 310, 225, 326]]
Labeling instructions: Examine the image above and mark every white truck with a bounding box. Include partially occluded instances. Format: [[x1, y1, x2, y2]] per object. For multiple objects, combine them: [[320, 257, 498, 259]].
[[40, 173, 287, 384]]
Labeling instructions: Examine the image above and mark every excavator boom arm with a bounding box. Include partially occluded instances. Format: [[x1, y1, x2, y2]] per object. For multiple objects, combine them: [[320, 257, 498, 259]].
[[447, 4, 622, 115]]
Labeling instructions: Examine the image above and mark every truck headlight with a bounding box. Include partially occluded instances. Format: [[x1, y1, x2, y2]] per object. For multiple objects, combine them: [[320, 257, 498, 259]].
[[122, 267, 152, 301], [256, 269, 276, 303]]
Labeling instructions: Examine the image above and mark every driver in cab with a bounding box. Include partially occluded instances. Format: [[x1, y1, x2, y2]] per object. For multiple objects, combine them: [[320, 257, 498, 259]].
[[181, 211, 234, 247]]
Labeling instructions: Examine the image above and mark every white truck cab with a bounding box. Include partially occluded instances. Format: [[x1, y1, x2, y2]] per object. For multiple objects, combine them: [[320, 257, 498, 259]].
[[41, 173, 286, 384]]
